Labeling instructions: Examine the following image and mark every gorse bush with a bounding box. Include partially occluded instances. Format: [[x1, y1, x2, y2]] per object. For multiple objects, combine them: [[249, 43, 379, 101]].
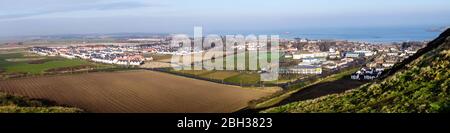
[[0, 92, 83, 113]]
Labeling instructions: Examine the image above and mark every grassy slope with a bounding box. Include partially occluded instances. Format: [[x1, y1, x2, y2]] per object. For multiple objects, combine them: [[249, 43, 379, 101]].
[[0, 92, 83, 113], [263, 34, 450, 113]]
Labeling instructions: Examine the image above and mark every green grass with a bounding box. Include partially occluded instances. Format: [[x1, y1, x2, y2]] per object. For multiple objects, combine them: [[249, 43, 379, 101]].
[[171, 70, 277, 85], [200, 71, 241, 80], [171, 69, 262, 85], [321, 67, 359, 82], [169, 51, 282, 85], [224, 73, 261, 84], [225, 51, 280, 71], [5, 59, 90, 74], [176, 70, 212, 76], [0, 52, 113, 75]]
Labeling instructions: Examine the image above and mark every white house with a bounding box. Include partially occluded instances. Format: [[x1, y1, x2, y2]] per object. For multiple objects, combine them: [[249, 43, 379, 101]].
[[293, 52, 328, 59], [382, 63, 395, 67]]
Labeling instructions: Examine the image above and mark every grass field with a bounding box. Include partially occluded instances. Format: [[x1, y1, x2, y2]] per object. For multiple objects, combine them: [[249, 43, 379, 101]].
[[0, 51, 113, 76], [200, 71, 241, 80], [163, 51, 284, 85], [224, 73, 262, 85], [224, 51, 280, 70], [171, 69, 263, 85], [177, 70, 212, 75], [0, 70, 275, 113]]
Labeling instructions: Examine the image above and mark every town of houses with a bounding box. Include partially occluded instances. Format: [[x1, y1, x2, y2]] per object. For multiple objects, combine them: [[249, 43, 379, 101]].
[[30, 37, 426, 80], [29, 38, 206, 66], [279, 38, 427, 80], [31, 45, 148, 66]]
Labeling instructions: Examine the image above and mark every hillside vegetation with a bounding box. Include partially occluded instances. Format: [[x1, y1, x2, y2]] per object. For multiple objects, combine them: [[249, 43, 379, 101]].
[[263, 29, 450, 113], [0, 92, 83, 113]]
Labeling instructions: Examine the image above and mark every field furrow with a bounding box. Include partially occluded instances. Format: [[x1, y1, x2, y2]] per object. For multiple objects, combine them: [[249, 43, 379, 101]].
[[0, 70, 275, 113]]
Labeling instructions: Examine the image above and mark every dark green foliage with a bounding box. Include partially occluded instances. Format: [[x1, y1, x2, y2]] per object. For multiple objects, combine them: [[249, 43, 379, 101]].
[[0, 92, 83, 113]]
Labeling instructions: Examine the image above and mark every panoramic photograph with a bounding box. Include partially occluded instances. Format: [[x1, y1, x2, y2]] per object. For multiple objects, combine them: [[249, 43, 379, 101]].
[[0, 0, 449, 131]]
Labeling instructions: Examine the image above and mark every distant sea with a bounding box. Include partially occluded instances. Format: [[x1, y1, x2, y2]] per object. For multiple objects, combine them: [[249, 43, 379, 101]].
[[209, 26, 444, 44], [0, 26, 445, 44]]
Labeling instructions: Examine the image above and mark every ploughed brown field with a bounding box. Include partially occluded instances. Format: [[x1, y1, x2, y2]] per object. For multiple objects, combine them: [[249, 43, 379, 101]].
[[0, 70, 274, 113]]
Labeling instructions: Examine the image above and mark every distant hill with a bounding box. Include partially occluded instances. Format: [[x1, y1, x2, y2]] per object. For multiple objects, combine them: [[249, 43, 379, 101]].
[[264, 29, 450, 113]]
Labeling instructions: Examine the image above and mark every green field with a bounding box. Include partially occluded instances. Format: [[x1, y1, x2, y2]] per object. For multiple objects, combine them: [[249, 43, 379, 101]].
[[170, 69, 262, 85], [0, 51, 113, 75], [168, 51, 284, 85], [224, 72, 261, 84], [177, 70, 212, 76], [200, 71, 241, 80], [224, 51, 280, 70]]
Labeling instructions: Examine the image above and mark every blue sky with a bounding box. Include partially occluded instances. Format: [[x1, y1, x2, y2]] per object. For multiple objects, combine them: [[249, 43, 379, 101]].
[[0, 0, 449, 37]]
